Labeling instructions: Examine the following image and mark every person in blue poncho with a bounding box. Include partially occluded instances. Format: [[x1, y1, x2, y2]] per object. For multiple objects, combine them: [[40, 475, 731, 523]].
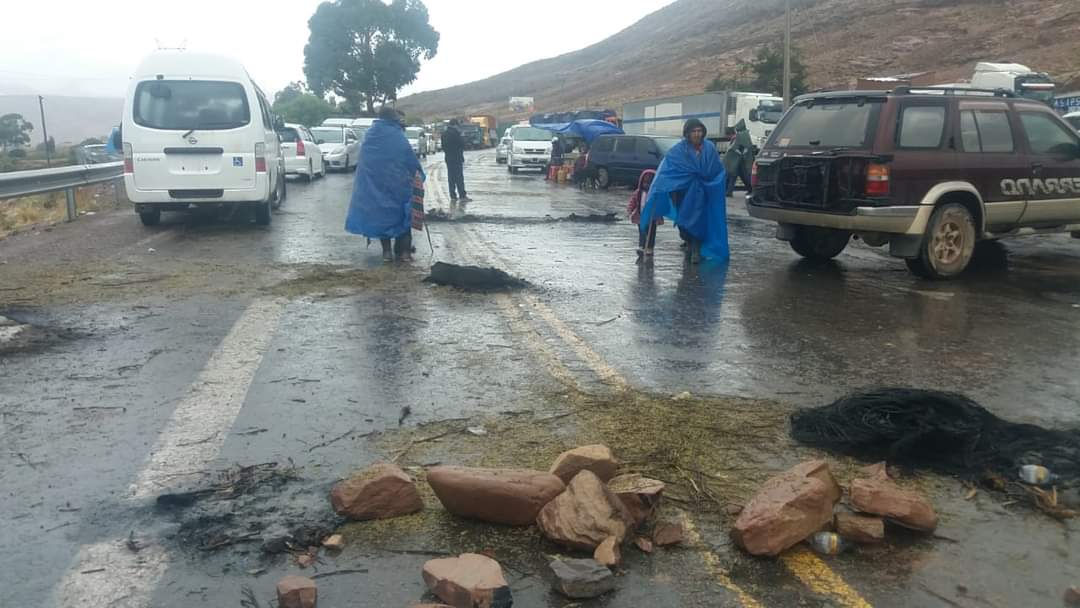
[[345, 106, 425, 262], [639, 118, 729, 264]]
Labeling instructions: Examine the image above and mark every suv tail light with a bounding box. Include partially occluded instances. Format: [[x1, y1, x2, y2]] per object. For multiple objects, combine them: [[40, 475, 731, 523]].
[[255, 143, 267, 173], [865, 163, 890, 196], [750, 161, 759, 188], [123, 143, 133, 174], [295, 138, 306, 157]]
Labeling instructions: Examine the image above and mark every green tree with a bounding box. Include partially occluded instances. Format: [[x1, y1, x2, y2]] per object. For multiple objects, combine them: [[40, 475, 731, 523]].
[[707, 43, 808, 97], [274, 81, 308, 106], [273, 94, 336, 127], [304, 0, 439, 114], [0, 113, 34, 151]]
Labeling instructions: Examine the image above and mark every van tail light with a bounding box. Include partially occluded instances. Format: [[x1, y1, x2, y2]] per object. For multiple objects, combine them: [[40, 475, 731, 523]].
[[295, 138, 306, 157], [123, 143, 133, 174], [750, 161, 759, 188], [865, 163, 890, 196], [255, 143, 267, 173]]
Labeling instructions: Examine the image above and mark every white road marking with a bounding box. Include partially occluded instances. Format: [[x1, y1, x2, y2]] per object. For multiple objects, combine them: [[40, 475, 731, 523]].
[[50, 297, 285, 607]]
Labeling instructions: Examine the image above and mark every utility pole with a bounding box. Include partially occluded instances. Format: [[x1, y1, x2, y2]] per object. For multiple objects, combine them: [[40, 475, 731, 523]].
[[783, 0, 792, 109], [38, 95, 51, 167]]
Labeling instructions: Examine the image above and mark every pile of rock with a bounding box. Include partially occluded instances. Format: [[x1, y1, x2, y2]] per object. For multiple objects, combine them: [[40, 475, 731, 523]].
[[309, 445, 681, 605], [731, 460, 938, 557]]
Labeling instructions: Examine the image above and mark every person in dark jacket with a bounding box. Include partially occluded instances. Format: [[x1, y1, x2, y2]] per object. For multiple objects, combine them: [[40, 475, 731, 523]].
[[441, 120, 471, 203], [723, 119, 754, 196]]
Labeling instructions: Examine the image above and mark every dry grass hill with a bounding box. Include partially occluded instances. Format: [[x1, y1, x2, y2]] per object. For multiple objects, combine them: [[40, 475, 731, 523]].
[[398, 0, 1080, 121]]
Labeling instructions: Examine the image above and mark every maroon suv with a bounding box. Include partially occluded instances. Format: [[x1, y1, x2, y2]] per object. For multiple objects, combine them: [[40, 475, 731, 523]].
[[747, 87, 1080, 278]]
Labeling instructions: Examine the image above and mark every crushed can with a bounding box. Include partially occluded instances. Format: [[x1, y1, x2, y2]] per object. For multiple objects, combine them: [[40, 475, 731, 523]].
[[1018, 465, 1056, 486], [807, 532, 847, 556]]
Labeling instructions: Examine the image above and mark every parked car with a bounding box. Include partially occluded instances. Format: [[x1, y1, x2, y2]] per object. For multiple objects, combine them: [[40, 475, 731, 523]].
[[1065, 111, 1080, 132], [507, 125, 553, 174], [586, 134, 681, 188], [747, 87, 1080, 279], [310, 126, 360, 172], [321, 117, 355, 128], [277, 123, 325, 181], [118, 50, 285, 227], [495, 135, 511, 164]]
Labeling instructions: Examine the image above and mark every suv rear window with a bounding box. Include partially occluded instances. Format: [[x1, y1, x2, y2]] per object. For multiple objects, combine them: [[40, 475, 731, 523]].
[[593, 137, 615, 153], [614, 137, 637, 153], [959, 110, 1014, 153], [277, 128, 299, 143], [134, 80, 250, 131], [898, 106, 945, 148], [770, 99, 881, 149]]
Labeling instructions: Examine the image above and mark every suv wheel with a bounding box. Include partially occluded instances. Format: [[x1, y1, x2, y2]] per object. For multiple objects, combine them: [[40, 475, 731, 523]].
[[139, 209, 161, 227], [907, 203, 976, 279], [596, 167, 611, 189], [271, 173, 287, 210], [789, 226, 850, 261]]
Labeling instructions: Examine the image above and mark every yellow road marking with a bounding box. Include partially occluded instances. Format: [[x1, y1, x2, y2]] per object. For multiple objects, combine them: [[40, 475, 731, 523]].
[[681, 515, 765, 608], [781, 546, 873, 608]]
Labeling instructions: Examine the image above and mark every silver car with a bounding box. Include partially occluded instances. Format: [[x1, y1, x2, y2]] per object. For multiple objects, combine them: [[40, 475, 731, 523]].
[[310, 126, 360, 172], [495, 136, 511, 164]]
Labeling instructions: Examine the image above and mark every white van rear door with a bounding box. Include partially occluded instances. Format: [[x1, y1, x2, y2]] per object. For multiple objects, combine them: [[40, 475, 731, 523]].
[[130, 80, 257, 191]]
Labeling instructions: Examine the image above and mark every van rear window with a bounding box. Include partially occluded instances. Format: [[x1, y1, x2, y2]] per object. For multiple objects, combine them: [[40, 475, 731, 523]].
[[770, 99, 881, 149], [134, 80, 250, 131]]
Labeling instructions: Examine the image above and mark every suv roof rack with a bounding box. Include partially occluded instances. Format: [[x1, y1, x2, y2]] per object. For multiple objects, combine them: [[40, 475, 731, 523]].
[[892, 86, 1016, 98]]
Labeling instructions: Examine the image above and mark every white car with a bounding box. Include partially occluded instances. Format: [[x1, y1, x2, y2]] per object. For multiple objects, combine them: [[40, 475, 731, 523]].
[[310, 126, 360, 172], [507, 125, 552, 174], [495, 135, 511, 164], [278, 123, 325, 181], [321, 117, 355, 128], [1066, 111, 1080, 132], [119, 50, 285, 227]]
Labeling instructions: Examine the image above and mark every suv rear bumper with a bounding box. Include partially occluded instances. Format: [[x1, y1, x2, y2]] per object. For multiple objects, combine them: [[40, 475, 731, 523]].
[[747, 197, 933, 236]]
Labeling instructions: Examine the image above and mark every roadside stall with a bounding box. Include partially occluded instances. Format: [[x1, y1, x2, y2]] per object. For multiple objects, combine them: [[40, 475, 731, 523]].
[[529, 114, 624, 184]]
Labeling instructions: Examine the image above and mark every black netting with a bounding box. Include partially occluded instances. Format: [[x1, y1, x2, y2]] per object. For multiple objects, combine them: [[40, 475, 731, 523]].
[[790, 388, 1080, 485]]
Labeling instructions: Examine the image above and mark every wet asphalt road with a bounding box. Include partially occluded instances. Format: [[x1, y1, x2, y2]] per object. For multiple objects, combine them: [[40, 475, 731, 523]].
[[1, 150, 1079, 608]]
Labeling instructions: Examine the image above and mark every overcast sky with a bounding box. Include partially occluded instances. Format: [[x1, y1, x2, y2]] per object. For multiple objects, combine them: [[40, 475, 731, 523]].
[[1, 0, 674, 99]]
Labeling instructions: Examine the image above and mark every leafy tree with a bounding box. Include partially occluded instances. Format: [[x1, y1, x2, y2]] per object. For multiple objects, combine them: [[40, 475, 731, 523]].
[[707, 43, 808, 97], [273, 94, 336, 127], [274, 82, 308, 106], [0, 113, 34, 151], [304, 0, 439, 114]]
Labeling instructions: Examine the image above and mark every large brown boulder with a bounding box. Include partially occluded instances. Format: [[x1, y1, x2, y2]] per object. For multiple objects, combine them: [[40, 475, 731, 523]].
[[427, 466, 565, 526], [850, 476, 938, 531], [730, 460, 842, 556], [549, 445, 619, 484], [537, 470, 632, 550], [835, 512, 885, 544], [330, 463, 423, 521], [608, 473, 665, 526], [421, 553, 513, 608], [277, 576, 317, 608]]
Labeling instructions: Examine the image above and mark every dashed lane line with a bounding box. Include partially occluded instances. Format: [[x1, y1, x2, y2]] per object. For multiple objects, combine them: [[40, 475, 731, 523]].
[[50, 297, 287, 608], [781, 546, 874, 608]]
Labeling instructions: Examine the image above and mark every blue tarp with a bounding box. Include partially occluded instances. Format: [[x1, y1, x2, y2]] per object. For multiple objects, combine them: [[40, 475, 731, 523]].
[[640, 139, 729, 261], [345, 118, 424, 239], [528, 119, 623, 144]]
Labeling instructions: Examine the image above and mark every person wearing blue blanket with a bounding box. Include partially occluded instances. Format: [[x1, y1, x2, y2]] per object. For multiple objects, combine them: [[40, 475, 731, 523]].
[[639, 118, 729, 264], [345, 106, 425, 262]]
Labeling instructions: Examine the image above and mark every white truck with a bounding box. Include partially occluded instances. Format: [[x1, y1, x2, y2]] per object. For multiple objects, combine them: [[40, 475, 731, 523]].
[[622, 91, 784, 151], [968, 62, 1056, 105]]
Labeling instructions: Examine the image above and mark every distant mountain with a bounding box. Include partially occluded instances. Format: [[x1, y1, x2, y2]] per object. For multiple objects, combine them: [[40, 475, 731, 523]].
[[0, 96, 122, 146], [398, 0, 1080, 120]]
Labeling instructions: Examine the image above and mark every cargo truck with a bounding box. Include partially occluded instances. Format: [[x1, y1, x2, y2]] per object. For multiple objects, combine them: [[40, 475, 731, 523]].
[[969, 62, 1055, 106], [469, 115, 498, 148], [622, 92, 784, 152]]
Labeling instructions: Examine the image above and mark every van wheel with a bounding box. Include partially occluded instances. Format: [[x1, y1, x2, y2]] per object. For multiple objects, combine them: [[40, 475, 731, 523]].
[[139, 209, 161, 227], [789, 226, 851, 260], [906, 203, 976, 279], [596, 167, 611, 189], [271, 173, 286, 210]]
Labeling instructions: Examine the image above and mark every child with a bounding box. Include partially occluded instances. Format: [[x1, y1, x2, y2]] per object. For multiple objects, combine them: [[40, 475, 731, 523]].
[[627, 170, 660, 258]]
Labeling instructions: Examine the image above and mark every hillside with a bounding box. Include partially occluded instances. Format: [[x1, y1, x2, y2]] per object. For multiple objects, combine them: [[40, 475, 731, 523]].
[[398, 0, 1080, 121], [0, 96, 122, 146]]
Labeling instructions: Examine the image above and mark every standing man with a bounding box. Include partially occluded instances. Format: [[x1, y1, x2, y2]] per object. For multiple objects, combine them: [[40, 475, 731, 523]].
[[723, 119, 754, 197], [441, 119, 472, 203]]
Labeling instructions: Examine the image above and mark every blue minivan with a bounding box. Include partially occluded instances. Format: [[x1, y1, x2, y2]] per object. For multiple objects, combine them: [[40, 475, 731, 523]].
[[586, 134, 681, 188]]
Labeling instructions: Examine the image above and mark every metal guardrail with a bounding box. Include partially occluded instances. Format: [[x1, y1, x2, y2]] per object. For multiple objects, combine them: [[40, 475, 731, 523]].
[[0, 162, 124, 222]]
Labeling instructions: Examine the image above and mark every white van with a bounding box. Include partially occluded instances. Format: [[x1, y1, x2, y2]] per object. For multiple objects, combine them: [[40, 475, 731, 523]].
[[119, 51, 285, 226]]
